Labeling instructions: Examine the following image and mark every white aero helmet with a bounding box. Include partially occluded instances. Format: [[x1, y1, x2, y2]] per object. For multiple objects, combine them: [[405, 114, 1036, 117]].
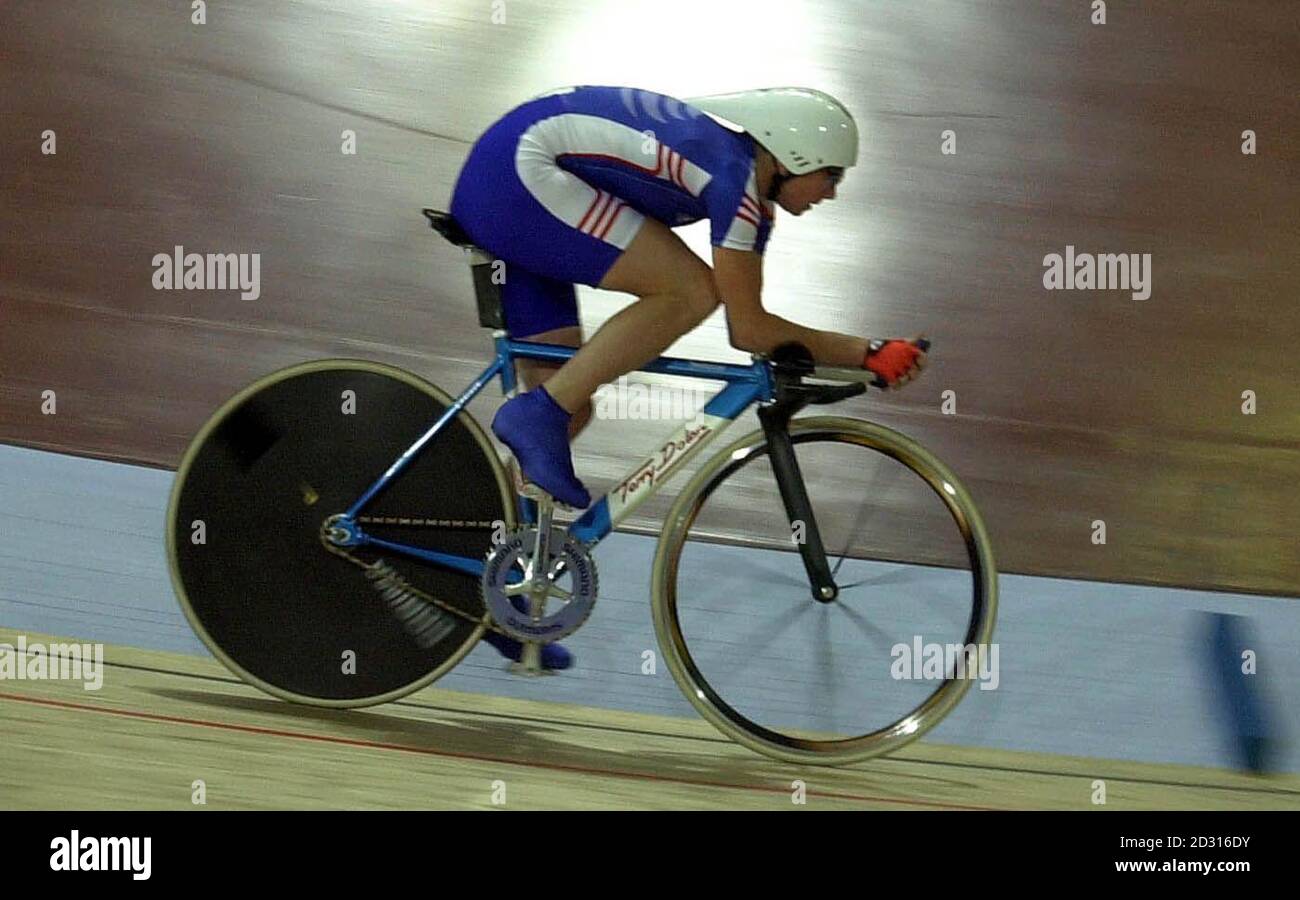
[[686, 87, 858, 175]]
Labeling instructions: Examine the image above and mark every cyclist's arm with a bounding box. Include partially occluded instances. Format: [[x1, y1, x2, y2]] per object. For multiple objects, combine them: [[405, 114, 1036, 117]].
[[711, 246, 869, 367]]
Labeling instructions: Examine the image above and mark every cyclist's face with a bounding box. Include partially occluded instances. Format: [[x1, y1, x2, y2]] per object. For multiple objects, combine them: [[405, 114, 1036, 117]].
[[778, 167, 844, 215]]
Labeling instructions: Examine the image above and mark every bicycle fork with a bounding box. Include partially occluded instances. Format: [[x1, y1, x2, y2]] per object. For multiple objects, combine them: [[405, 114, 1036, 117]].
[[757, 404, 839, 603]]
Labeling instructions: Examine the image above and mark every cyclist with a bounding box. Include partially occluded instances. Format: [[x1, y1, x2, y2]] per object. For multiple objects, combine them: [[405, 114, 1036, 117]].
[[448, 86, 925, 668]]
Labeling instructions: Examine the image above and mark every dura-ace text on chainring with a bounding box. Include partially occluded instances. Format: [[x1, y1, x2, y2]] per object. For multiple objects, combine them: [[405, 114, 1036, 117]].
[[480, 526, 598, 642]]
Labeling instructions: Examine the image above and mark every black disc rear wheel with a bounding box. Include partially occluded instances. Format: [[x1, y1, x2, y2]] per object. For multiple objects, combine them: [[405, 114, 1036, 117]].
[[166, 359, 514, 706]]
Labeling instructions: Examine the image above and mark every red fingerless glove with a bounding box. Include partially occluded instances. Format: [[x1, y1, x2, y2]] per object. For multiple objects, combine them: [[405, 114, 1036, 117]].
[[863, 339, 920, 384]]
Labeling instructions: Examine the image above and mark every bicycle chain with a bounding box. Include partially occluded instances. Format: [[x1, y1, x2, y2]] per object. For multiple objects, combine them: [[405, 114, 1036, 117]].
[[319, 514, 595, 642], [355, 515, 501, 529], [318, 517, 510, 637]]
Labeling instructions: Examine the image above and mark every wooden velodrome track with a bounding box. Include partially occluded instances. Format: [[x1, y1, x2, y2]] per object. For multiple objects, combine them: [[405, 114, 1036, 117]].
[[5, 628, 1296, 810]]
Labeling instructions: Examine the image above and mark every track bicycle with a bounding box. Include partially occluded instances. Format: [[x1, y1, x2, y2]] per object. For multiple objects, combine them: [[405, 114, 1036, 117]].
[[165, 209, 998, 766]]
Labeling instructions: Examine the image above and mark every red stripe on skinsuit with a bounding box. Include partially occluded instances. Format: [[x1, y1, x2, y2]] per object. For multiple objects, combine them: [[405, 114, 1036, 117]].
[[597, 201, 626, 240], [579, 191, 611, 232]]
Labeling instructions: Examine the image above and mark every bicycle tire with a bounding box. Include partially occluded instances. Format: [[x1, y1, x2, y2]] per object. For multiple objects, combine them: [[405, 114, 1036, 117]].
[[650, 415, 997, 766]]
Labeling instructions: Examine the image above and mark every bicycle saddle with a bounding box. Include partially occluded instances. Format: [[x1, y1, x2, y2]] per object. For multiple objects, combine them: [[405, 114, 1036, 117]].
[[422, 208, 475, 248]]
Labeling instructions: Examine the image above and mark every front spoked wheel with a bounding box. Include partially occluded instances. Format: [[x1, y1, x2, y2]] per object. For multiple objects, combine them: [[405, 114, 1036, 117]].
[[651, 415, 997, 766]]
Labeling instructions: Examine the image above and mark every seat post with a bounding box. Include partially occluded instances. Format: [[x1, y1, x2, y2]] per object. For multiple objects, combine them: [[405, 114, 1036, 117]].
[[423, 208, 507, 330], [466, 249, 507, 330]]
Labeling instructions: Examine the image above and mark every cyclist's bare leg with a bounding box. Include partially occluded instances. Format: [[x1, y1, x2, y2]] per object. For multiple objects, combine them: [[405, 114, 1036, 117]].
[[539, 220, 719, 414], [514, 325, 592, 437]]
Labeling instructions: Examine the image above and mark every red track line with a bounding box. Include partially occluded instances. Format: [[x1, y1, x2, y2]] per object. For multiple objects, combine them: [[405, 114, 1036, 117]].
[[0, 691, 997, 810]]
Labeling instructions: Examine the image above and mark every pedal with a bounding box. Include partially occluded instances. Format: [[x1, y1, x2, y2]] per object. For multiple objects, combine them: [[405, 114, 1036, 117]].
[[506, 456, 571, 510]]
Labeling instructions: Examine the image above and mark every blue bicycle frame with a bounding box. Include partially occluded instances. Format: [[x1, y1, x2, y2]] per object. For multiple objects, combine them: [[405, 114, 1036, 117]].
[[331, 334, 778, 579]]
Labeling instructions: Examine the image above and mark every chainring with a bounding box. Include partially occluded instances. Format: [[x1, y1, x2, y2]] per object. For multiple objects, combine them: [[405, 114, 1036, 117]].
[[480, 525, 598, 643]]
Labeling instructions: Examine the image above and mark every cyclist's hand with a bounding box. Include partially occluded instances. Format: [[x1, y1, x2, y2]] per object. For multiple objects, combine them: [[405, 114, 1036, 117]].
[[863, 335, 928, 389]]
